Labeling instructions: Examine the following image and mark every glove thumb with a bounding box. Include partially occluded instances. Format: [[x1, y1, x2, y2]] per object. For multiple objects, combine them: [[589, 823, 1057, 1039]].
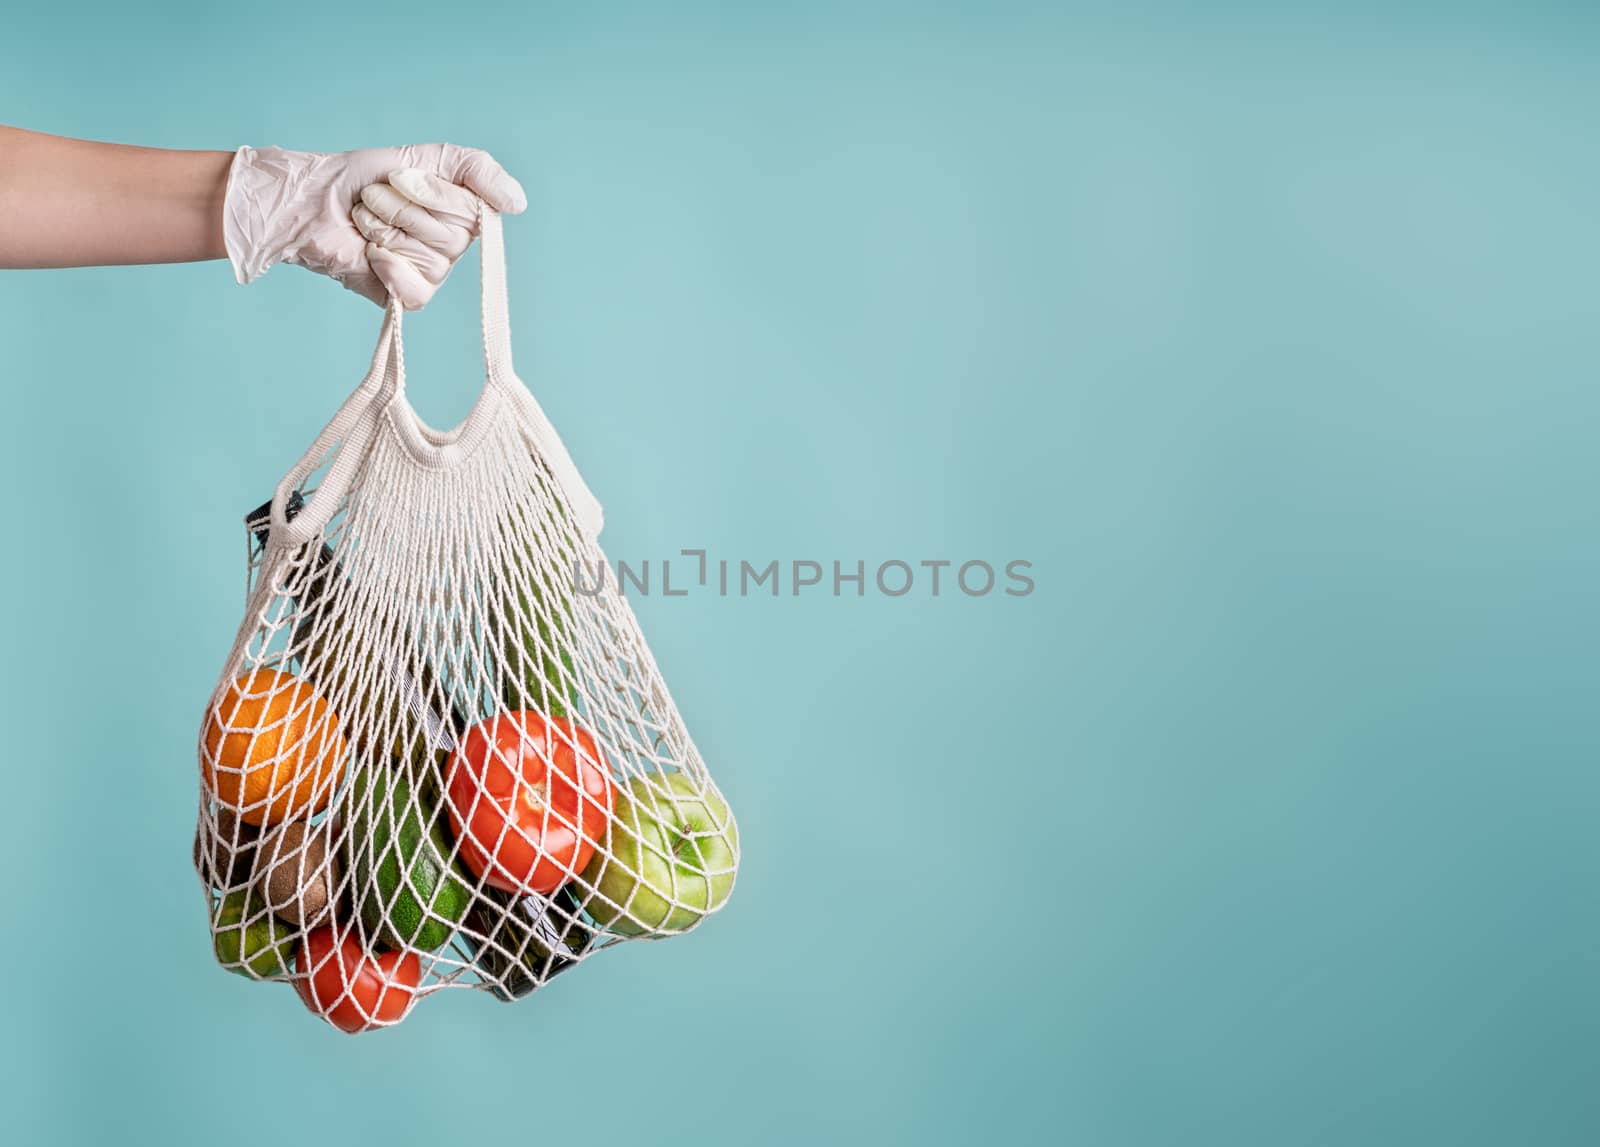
[[434, 145, 528, 215], [366, 243, 437, 311]]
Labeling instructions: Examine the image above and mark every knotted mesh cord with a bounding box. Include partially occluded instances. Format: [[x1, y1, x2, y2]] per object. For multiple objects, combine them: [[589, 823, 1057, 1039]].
[[194, 213, 737, 1026]]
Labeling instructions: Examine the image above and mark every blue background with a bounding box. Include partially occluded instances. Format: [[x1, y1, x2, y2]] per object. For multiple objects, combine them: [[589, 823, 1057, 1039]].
[[2, 2, 1597, 1144]]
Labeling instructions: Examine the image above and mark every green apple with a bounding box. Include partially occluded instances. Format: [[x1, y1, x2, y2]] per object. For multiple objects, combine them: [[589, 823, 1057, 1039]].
[[579, 772, 738, 935]]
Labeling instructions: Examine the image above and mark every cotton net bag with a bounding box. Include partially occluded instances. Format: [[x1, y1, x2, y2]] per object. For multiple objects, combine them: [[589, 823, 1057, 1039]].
[[193, 208, 738, 1033]]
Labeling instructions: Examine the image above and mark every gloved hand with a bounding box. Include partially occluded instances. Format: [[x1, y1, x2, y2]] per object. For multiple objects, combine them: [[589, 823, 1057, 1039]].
[[223, 144, 526, 309]]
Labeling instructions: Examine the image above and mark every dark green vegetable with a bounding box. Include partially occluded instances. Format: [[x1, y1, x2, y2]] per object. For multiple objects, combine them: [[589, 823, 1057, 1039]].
[[489, 499, 579, 718], [347, 753, 473, 952], [464, 885, 593, 1001]]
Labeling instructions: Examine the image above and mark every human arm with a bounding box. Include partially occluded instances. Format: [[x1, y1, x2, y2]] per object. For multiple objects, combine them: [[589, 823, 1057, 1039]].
[[0, 127, 526, 308], [0, 126, 230, 267]]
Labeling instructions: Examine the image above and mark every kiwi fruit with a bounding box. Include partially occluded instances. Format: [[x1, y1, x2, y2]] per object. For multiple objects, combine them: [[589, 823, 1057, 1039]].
[[193, 809, 258, 891], [257, 819, 338, 927]]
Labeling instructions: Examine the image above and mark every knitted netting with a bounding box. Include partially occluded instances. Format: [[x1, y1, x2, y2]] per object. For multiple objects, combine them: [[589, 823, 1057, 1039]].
[[194, 210, 738, 1031]]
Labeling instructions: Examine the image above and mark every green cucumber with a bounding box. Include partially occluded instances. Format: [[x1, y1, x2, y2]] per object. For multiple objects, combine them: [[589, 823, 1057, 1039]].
[[489, 499, 578, 718], [464, 885, 593, 1001]]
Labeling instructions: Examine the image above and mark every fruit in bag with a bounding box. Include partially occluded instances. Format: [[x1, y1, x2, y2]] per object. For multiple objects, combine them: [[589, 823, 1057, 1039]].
[[347, 754, 473, 952], [578, 773, 737, 935], [444, 710, 614, 896], [193, 808, 258, 891], [213, 889, 297, 978], [202, 669, 346, 827], [258, 819, 338, 928], [295, 926, 420, 1034]]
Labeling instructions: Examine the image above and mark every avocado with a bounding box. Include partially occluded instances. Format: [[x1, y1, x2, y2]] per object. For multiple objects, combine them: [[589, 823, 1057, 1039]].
[[346, 753, 472, 952]]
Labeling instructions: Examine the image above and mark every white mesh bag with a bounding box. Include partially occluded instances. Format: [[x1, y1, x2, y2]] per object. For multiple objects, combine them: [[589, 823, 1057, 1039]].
[[194, 209, 739, 1033]]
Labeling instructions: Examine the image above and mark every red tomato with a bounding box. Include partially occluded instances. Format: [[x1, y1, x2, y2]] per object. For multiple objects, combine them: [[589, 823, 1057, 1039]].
[[294, 926, 420, 1034], [445, 710, 614, 896]]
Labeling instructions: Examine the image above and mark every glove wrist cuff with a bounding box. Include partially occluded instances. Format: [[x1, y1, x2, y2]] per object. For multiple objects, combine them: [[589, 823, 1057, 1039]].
[[223, 145, 322, 285]]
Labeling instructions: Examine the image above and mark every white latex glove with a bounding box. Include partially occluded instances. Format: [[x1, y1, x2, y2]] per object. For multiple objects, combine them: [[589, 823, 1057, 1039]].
[[351, 170, 494, 312], [223, 144, 526, 309]]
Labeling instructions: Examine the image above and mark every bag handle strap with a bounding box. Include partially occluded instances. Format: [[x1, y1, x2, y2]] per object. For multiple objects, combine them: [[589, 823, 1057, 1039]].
[[480, 205, 515, 384], [268, 302, 401, 545], [383, 204, 513, 388], [368, 204, 512, 401], [476, 205, 605, 537], [271, 205, 603, 547]]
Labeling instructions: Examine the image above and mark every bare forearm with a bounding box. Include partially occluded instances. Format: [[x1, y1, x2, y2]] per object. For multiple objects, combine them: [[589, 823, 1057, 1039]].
[[0, 126, 230, 268]]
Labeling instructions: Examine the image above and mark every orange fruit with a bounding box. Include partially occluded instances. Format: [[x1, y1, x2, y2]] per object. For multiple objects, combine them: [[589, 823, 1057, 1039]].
[[202, 669, 347, 827]]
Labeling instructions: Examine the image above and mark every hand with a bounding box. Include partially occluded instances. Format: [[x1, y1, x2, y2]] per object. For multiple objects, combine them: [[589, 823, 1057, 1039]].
[[223, 144, 526, 309], [352, 170, 501, 312]]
